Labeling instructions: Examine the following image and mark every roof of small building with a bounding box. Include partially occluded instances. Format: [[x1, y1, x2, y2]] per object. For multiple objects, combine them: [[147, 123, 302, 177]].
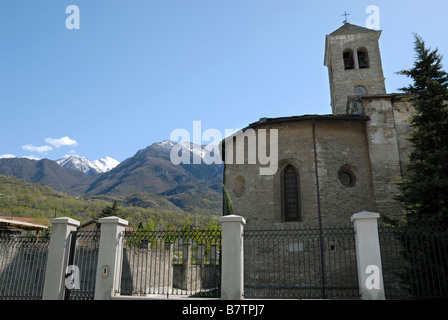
[[0, 216, 48, 232]]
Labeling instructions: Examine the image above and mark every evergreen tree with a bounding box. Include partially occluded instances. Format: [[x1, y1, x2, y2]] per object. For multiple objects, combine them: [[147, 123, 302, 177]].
[[97, 200, 120, 219], [394, 34, 448, 298], [223, 185, 234, 216], [395, 34, 448, 225]]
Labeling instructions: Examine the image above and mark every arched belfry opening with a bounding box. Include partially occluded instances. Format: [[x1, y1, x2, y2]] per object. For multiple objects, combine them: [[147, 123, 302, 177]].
[[357, 47, 370, 68], [343, 48, 355, 70]]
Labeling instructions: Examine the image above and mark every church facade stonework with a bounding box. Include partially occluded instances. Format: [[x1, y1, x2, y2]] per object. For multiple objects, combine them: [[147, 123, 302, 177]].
[[221, 23, 416, 228]]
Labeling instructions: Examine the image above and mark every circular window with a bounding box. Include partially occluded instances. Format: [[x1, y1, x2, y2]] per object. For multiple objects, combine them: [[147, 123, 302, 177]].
[[338, 168, 356, 187], [233, 175, 246, 198]]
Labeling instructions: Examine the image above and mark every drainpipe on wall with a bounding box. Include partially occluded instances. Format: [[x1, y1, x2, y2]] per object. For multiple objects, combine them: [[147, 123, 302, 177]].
[[312, 118, 326, 298]]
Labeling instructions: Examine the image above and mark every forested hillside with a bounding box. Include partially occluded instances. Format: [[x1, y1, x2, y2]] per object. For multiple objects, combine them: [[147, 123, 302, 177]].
[[0, 174, 218, 228]]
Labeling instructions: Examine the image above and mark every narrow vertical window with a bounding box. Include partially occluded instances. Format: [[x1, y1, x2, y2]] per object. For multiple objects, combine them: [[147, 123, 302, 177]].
[[282, 165, 300, 222], [343, 48, 355, 70]]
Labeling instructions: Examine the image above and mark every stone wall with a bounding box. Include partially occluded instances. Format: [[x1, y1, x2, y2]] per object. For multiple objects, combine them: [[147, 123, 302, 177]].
[[223, 91, 418, 228], [172, 264, 220, 292], [120, 246, 173, 295], [315, 119, 377, 226], [224, 119, 317, 227], [389, 96, 417, 177], [224, 116, 379, 228], [361, 94, 415, 221]]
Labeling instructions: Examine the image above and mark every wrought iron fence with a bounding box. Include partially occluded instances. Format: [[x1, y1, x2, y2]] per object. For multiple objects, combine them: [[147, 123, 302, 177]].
[[379, 222, 448, 300], [64, 230, 100, 300], [0, 234, 50, 300], [243, 225, 359, 299], [118, 228, 222, 298]]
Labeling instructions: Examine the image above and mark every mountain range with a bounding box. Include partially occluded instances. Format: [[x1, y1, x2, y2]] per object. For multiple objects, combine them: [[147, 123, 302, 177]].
[[0, 141, 224, 215]]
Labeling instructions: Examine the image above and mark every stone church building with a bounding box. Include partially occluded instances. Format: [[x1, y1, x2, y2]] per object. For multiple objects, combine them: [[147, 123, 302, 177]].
[[221, 23, 416, 228]]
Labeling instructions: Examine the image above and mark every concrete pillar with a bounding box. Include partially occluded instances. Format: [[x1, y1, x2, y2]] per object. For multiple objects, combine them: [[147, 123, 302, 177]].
[[42, 217, 80, 300], [351, 211, 385, 300], [94, 216, 128, 300], [219, 215, 246, 300]]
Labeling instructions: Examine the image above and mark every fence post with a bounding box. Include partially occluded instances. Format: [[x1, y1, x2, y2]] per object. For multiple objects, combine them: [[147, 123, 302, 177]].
[[94, 216, 128, 300], [42, 217, 80, 300], [219, 214, 246, 300], [351, 211, 385, 300]]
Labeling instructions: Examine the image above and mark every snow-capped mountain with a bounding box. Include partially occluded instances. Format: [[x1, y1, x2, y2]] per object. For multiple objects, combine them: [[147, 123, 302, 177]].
[[0, 154, 41, 160], [56, 156, 102, 176], [152, 140, 219, 162], [93, 156, 120, 173], [56, 156, 119, 176]]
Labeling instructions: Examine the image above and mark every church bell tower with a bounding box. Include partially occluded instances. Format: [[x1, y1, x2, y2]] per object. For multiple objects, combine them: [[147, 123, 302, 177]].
[[324, 23, 387, 115]]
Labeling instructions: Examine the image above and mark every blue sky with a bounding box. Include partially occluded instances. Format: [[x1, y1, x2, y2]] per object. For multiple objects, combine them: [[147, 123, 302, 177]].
[[1, 0, 447, 162]]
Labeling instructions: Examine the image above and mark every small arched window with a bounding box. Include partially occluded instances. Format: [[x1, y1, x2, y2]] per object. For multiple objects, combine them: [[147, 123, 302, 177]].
[[354, 85, 367, 95], [282, 165, 301, 222], [343, 48, 355, 70], [357, 48, 370, 68]]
